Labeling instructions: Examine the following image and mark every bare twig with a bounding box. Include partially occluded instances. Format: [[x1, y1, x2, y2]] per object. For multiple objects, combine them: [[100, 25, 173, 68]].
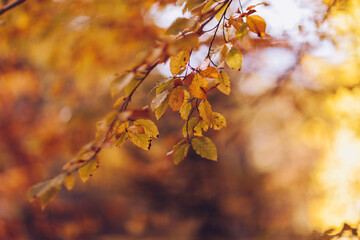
[[0, 0, 26, 15]]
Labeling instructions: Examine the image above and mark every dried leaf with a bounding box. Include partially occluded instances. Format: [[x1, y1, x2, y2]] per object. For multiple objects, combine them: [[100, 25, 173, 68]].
[[215, 71, 231, 95], [170, 50, 190, 75], [191, 136, 217, 161], [226, 46, 243, 71], [78, 157, 99, 183], [169, 86, 185, 111], [134, 119, 159, 138], [246, 15, 266, 38], [64, 174, 75, 191], [212, 112, 226, 130], [128, 133, 151, 150], [198, 100, 213, 125], [189, 73, 208, 99]]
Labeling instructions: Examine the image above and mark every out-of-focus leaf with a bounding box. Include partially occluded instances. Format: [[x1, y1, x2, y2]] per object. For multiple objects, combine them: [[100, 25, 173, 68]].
[[134, 119, 159, 138], [215, 2, 230, 21], [215, 71, 231, 95], [198, 100, 213, 125], [169, 86, 185, 111], [64, 174, 75, 191], [246, 15, 266, 38], [226, 46, 242, 71], [170, 50, 190, 75], [201, 0, 216, 13], [174, 143, 190, 165], [78, 157, 99, 183], [212, 112, 226, 130], [184, 0, 205, 13], [110, 72, 135, 99], [189, 73, 208, 99], [151, 90, 171, 111], [166, 18, 192, 35], [128, 133, 151, 150], [127, 125, 145, 135], [191, 136, 217, 161], [235, 23, 248, 40], [113, 96, 126, 109]]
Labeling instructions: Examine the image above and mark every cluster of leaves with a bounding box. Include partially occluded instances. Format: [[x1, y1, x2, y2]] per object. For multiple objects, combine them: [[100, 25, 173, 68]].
[[28, 0, 268, 209]]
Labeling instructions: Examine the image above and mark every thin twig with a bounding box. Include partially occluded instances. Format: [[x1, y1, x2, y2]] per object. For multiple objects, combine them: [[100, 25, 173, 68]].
[[0, 0, 26, 15]]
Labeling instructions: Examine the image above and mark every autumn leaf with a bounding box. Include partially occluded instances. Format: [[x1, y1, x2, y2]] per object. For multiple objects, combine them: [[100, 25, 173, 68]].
[[78, 157, 99, 183], [179, 102, 192, 120], [226, 46, 243, 71], [193, 119, 209, 136], [134, 119, 159, 138], [169, 86, 185, 111], [215, 2, 230, 21], [166, 18, 193, 35], [183, 72, 195, 87], [110, 72, 135, 98], [246, 15, 266, 38], [115, 132, 128, 147], [151, 90, 171, 111], [174, 143, 190, 165], [200, 67, 219, 79], [189, 73, 208, 99], [184, 0, 206, 13], [182, 117, 199, 138], [155, 94, 170, 120], [64, 174, 75, 191], [170, 50, 190, 75], [215, 71, 231, 95], [212, 112, 226, 130], [128, 133, 151, 150], [155, 79, 173, 95], [198, 100, 213, 125], [191, 136, 217, 161]]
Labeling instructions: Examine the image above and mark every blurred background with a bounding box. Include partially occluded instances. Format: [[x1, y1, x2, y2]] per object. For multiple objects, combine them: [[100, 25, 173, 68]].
[[1, 0, 360, 239]]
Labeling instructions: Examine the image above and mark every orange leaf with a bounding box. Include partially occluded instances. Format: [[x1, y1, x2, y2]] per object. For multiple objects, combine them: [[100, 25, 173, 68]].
[[199, 67, 219, 79], [169, 86, 185, 111], [184, 72, 195, 87], [189, 73, 208, 99], [246, 15, 266, 38]]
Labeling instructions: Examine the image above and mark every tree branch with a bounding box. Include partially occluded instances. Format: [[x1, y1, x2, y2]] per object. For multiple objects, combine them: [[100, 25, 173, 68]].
[[0, 0, 26, 15]]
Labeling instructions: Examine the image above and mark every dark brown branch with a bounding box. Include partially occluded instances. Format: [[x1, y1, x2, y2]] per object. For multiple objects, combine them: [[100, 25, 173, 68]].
[[0, 0, 26, 15]]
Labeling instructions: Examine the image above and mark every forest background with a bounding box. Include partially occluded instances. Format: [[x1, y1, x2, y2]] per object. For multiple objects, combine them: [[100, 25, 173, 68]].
[[1, 0, 360, 239]]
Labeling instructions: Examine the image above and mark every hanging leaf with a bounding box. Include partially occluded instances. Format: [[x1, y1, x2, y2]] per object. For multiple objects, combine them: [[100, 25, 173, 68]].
[[215, 2, 230, 21], [174, 143, 191, 165], [198, 100, 213, 125], [183, 72, 195, 87], [155, 94, 170, 120], [246, 15, 266, 38], [166, 18, 193, 35], [189, 73, 208, 99], [235, 23, 248, 40], [212, 112, 226, 130], [110, 72, 135, 98], [193, 119, 209, 136], [215, 71, 231, 95], [170, 50, 190, 75], [184, 0, 206, 13], [169, 86, 185, 111], [201, 0, 216, 13], [226, 46, 243, 71], [151, 90, 171, 111], [134, 119, 159, 138], [191, 136, 217, 161], [64, 174, 75, 191], [116, 121, 129, 137], [182, 117, 199, 137], [78, 157, 99, 183], [199, 67, 219, 79], [115, 132, 128, 147], [155, 79, 173, 95], [128, 133, 151, 150], [179, 102, 192, 120], [40, 185, 61, 210]]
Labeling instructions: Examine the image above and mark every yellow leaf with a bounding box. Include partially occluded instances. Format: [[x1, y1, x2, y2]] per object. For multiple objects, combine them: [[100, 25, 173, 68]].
[[212, 112, 226, 130], [110, 72, 135, 99], [191, 136, 217, 161], [116, 121, 129, 136], [155, 94, 170, 120], [246, 15, 266, 38], [200, 67, 219, 79], [40, 186, 61, 210], [215, 2, 230, 21], [115, 132, 128, 147], [64, 174, 75, 191], [170, 50, 190, 75], [189, 73, 208, 99], [113, 96, 126, 109], [193, 119, 209, 136], [198, 100, 213, 125], [226, 46, 243, 71], [155, 79, 173, 95], [179, 102, 192, 120], [182, 117, 199, 138], [174, 143, 190, 165], [134, 119, 159, 138], [184, 0, 205, 13], [128, 133, 151, 150], [127, 125, 145, 135], [201, 0, 215, 13], [169, 86, 185, 111], [215, 71, 231, 95], [235, 23, 248, 40], [78, 157, 99, 183]]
